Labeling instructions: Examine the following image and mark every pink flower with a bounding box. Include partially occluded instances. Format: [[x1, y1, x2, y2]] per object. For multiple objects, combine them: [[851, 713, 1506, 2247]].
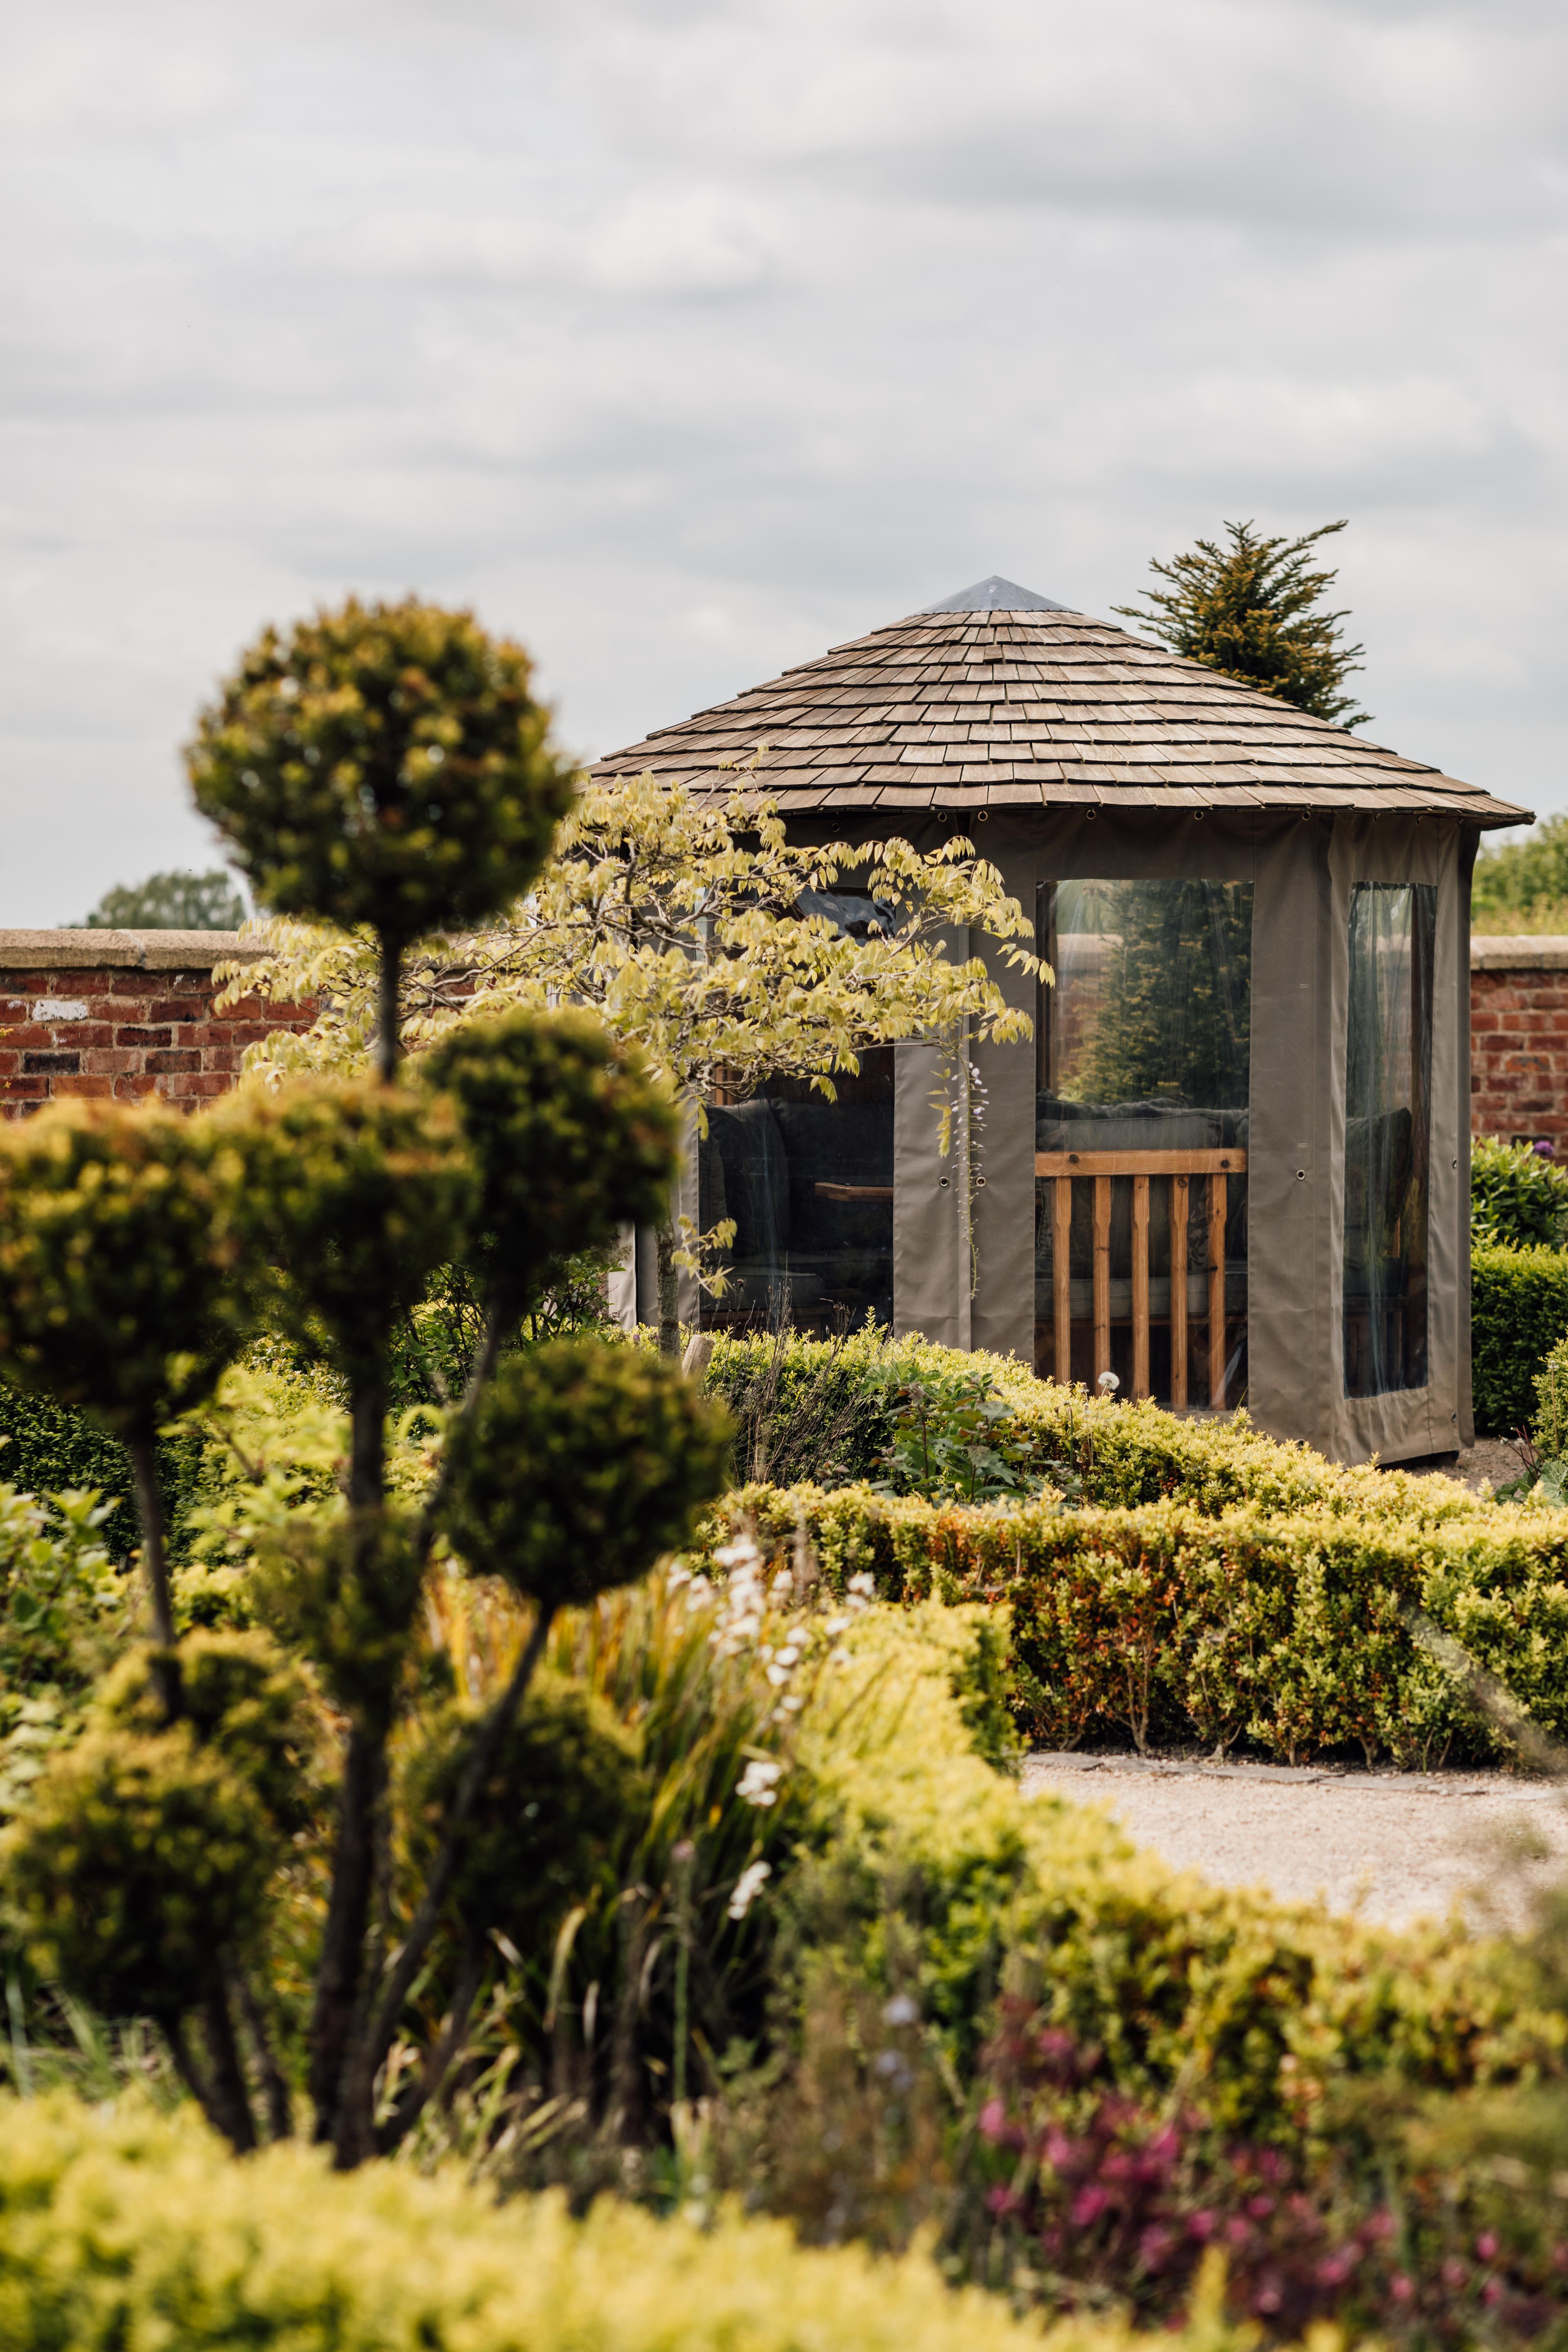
[[1483, 2280, 1504, 2307], [1441, 2259, 1468, 2290], [1071, 2185, 1111, 2227], [1187, 2211, 1217, 2243], [1391, 2275, 1414, 2304], [1476, 2232, 1499, 2262], [978, 2098, 1007, 2142]]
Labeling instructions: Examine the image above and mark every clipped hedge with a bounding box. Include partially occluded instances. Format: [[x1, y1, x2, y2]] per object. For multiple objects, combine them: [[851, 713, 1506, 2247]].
[[0, 2091, 1244, 2352], [725, 1480, 1568, 1768], [802, 1606, 1550, 2140], [1472, 1241, 1568, 1437], [702, 1332, 1503, 1519]]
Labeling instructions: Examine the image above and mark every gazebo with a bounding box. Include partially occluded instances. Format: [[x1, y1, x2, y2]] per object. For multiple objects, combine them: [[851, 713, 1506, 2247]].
[[593, 577, 1528, 1465]]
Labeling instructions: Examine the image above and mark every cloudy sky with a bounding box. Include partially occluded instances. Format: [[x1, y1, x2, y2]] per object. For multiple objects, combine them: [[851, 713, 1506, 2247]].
[[2, 0, 1565, 922]]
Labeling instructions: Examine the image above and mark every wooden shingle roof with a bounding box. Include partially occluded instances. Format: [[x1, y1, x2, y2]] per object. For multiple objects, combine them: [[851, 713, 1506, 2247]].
[[590, 582, 1529, 827]]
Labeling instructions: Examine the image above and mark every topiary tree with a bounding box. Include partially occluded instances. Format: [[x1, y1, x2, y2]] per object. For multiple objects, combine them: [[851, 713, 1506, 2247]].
[[0, 596, 729, 2169], [187, 597, 575, 1079]]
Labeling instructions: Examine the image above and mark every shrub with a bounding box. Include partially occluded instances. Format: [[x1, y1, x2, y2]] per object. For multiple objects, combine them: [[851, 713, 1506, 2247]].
[[0, 1391, 202, 1565], [0, 2089, 1254, 2352], [969, 2006, 1567, 2343], [1472, 1241, 1568, 1435], [778, 1603, 1549, 2149], [719, 1479, 1568, 1768], [1472, 1135, 1568, 1249]]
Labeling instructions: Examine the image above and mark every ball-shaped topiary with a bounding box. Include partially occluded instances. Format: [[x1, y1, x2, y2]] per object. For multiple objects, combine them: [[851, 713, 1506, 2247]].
[[0, 1101, 252, 1441], [214, 1079, 475, 1390], [440, 1340, 731, 1613], [421, 1011, 679, 1310], [1, 1724, 276, 2021], [185, 597, 575, 950], [399, 1675, 639, 1953], [97, 1629, 324, 1840]]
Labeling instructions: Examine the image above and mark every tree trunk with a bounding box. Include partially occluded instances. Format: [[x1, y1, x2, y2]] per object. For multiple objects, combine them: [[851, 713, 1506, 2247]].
[[336, 1600, 557, 2167], [309, 1370, 390, 2147], [199, 1968, 258, 2153], [127, 1431, 181, 1720], [656, 1223, 680, 1359]]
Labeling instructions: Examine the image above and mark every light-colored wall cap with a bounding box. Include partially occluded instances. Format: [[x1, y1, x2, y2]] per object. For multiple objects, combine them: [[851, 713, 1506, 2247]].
[[0, 929, 264, 972], [1472, 935, 1568, 972]]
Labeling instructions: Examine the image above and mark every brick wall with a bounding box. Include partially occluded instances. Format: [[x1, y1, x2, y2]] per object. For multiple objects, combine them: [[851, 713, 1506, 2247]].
[[1471, 937, 1568, 1149], [0, 931, 314, 1118]]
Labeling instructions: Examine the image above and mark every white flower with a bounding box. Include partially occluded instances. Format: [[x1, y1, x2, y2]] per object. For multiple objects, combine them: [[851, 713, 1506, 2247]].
[[737, 1758, 783, 1806], [666, 1562, 692, 1589], [1097, 1370, 1120, 1392], [844, 1570, 876, 1614], [727, 1859, 772, 1920], [882, 1993, 918, 2027], [765, 1664, 790, 1687], [714, 1539, 761, 1570], [823, 1613, 851, 1636]]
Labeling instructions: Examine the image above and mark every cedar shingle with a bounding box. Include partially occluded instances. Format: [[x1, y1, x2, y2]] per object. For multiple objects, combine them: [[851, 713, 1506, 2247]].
[[590, 601, 1526, 827]]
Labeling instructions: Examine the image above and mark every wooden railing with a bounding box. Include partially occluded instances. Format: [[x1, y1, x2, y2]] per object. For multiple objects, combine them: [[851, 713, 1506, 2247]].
[[1034, 1148, 1247, 1410]]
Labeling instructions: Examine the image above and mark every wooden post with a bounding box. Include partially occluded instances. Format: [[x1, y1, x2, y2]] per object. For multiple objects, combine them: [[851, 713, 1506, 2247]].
[[1131, 1175, 1150, 1399], [1093, 1176, 1111, 1383], [1207, 1172, 1227, 1410], [1170, 1175, 1189, 1410], [1053, 1176, 1072, 1385]]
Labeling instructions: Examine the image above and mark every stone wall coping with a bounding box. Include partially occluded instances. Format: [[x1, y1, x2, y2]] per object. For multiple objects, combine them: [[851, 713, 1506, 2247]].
[[1472, 936, 1568, 971], [0, 929, 263, 972]]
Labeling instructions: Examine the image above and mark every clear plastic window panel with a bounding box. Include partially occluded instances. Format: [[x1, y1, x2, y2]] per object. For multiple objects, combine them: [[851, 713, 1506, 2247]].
[[1343, 882, 1434, 1399], [699, 1050, 894, 1336], [1034, 879, 1253, 1406]]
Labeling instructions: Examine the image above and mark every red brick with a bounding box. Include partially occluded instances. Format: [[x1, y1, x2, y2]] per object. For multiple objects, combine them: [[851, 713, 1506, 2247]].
[[115, 1026, 173, 1048], [149, 998, 208, 1023], [114, 1074, 158, 1100], [146, 1049, 200, 1075], [51, 1075, 113, 1099], [83, 1049, 138, 1076], [161, 1072, 229, 1100]]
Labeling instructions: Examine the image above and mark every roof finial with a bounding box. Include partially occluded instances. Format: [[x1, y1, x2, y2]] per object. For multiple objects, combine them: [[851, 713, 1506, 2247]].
[[920, 576, 1068, 613]]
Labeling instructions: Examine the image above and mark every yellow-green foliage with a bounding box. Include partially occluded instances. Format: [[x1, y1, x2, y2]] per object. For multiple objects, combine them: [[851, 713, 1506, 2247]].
[[186, 594, 575, 946], [215, 1081, 474, 1388], [0, 2090, 1260, 2352], [722, 1476, 1568, 1767], [0, 1101, 253, 1439], [801, 1608, 1556, 2140], [442, 1342, 732, 1610]]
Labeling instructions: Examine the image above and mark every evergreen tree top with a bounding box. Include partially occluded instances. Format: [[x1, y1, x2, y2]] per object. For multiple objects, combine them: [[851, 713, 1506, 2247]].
[[1114, 518, 1371, 731]]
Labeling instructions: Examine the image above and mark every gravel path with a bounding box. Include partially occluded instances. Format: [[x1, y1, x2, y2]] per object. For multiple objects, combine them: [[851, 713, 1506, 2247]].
[[1022, 1753, 1568, 1931]]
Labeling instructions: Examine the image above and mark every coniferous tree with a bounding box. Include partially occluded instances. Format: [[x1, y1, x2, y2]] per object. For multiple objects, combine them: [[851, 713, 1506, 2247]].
[[1115, 519, 1371, 729]]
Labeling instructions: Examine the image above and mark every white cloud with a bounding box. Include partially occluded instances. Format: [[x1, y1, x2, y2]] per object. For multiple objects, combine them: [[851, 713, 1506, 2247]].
[[0, 0, 1566, 919]]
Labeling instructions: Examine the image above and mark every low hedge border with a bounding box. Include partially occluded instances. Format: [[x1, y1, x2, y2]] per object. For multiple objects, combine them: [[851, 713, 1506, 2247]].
[[0, 2091, 1179, 2352], [717, 1480, 1568, 1768]]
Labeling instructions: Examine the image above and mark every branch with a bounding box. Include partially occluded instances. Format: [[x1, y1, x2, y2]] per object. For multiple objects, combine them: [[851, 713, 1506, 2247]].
[[341, 1600, 557, 2154]]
